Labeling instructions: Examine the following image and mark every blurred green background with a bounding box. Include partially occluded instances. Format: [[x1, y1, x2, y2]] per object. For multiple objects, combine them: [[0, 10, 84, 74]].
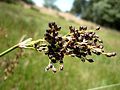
[[0, 0, 120, 90]]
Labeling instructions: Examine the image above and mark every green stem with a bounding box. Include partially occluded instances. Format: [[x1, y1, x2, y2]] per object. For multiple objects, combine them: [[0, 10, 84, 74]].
[[0, 38, 46, 57], [0, 44, 19, 57]]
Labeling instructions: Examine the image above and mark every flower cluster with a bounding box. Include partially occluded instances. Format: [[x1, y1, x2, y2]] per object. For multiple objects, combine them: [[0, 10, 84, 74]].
[[35, 22, 116, 73], [41, 22, 64, 72]]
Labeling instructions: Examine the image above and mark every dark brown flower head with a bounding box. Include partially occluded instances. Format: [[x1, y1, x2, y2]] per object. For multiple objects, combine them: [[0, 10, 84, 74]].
[[42, 22, 116, 72]]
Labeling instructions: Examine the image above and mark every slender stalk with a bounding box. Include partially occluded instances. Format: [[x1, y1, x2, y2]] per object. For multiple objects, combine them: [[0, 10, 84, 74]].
[[0, 38, 46, 57], [0, 35, 26, 57], [0, 44, 18, 57]]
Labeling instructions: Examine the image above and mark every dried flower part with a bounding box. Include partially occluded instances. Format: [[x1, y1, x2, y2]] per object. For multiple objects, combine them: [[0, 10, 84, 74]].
[[40, 22, 116, 72]]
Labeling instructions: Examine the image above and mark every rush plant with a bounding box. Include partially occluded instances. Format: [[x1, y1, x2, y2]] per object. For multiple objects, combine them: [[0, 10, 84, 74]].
[[0, 22, 116, 79]]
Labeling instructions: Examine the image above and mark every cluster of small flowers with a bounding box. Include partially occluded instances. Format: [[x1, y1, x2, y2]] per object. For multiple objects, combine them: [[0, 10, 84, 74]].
[[64, 26, 116, 61], [44, 22, 64, 72], [35, 22, 116, 73]]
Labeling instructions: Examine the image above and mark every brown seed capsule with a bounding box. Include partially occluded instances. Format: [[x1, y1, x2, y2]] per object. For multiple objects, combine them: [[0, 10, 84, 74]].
[[71, 54, 76, 57], [45, 67, 50, 71], [96, 26, 100, 30], [49, 63, 53, 68], [52, 67, 57, 73], [48, 23, 52, 28], [106, 52, 116, 57], [57, 26, 61, 31], [98, 39, 103, 43], [83, 26, 87, 30], [106, 53, 113, 57], [81, 57, 85, 62], [112, 52, 116, 56], [60, 64, 64, 71], [51, 59, 57, 63], [51, 22, 55, 26], [87, 59, 94, 63], [69, 26, 72, 30], [79, 26, 83, 30], [94, 39, 98, 42], [98, 45, 104, 49]]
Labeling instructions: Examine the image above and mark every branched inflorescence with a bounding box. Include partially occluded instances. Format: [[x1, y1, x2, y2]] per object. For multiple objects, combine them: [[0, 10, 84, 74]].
[[33, 22, 116, 73], [0, 22, 116, 78]]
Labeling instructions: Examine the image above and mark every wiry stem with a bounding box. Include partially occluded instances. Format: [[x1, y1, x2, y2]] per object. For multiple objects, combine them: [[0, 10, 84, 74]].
[[0, 38, 46, 57], [0, 44, 19, 57]]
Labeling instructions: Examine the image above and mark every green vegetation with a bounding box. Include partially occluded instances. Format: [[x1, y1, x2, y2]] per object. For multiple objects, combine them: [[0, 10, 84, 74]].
[[0, 2, 120, 90], [71, 0, 120, 29], [0, 0, 34, 4]]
